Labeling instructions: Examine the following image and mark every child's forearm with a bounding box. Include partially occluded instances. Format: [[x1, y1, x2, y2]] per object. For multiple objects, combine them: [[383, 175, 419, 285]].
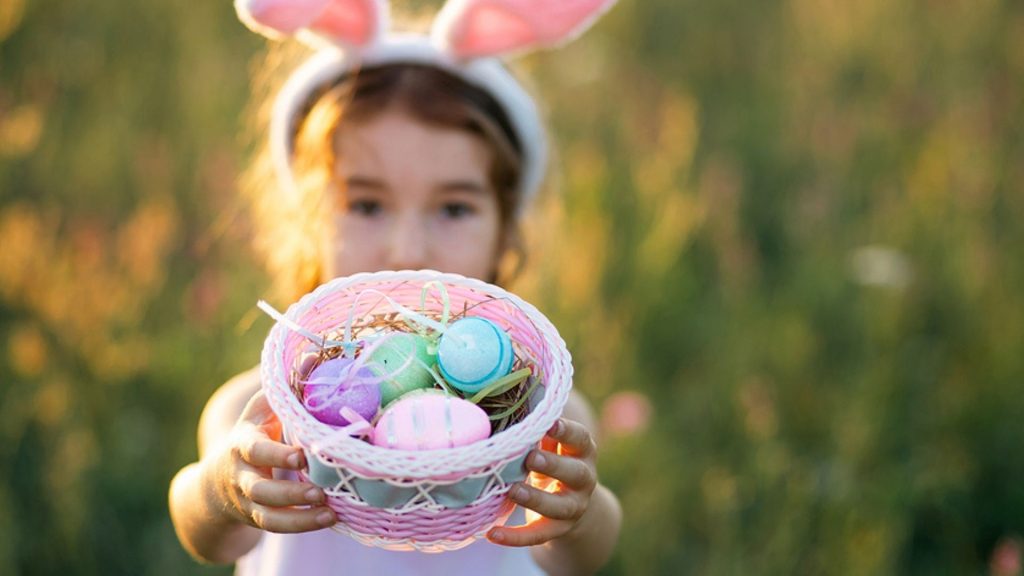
[[168, 369, 264, 563], [530, 483, 622, 576], [169, 460, 262, 564]]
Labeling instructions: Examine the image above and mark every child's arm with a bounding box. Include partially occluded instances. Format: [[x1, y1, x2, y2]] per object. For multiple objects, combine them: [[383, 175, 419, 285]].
[[487, 390, 623, 575], [168, 370, 336, 563]]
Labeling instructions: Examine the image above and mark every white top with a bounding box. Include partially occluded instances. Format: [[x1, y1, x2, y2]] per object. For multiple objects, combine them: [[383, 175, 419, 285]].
[[235, 507, 546, 576]]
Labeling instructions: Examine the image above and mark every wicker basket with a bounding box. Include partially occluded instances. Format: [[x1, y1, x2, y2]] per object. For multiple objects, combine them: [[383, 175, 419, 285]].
[[260, 270, 573, 552]]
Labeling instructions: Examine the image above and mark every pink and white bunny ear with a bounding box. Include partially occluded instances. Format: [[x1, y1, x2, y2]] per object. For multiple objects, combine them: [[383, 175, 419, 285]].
[[432, 0, 617, 59], [235, 0, 388, 48]]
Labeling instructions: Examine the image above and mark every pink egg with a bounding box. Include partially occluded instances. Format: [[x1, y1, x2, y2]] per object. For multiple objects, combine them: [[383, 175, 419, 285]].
[[372, 391, 491, 450], [303, 356, 381, 426]]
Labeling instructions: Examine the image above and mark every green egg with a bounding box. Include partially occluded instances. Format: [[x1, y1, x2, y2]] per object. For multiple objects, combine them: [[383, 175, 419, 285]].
[[368, 332, 438, 406]]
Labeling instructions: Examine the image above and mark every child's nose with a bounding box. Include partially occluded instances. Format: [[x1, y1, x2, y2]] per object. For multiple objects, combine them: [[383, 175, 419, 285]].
[[387, 214, 429, 270]]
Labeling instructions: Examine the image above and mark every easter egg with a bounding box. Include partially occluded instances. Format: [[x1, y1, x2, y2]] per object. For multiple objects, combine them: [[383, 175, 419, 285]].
[[372, 390, 491, 450], [437, 317, 514, 394], [368, 332, 437, 406], [302, 356, 381, 426]]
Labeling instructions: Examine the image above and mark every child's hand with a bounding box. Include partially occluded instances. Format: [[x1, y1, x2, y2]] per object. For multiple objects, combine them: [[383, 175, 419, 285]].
[[203, 391, 337, 533], [486, 418, 598, 547]]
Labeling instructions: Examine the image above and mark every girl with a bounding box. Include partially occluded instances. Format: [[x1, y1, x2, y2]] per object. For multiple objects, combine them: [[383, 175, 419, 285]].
[[169, 0, 622, 574]]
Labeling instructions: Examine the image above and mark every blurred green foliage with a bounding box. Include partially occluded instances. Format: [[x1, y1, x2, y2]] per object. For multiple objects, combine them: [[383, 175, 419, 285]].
[[1, 0, 1023, 574]]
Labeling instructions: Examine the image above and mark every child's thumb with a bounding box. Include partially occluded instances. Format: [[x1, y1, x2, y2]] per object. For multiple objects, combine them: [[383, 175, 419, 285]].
[[238, 390, 278, 429]]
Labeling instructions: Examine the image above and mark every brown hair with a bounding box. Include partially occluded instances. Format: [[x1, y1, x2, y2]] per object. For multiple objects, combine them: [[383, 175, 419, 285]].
[[244, 56, 527, 303]]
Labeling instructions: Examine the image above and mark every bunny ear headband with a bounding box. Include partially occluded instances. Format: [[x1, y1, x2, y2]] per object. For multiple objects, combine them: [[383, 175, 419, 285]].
[[235, 0, 617, 214]]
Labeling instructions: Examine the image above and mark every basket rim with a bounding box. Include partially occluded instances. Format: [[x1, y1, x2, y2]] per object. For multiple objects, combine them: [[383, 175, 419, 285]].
[[260, 269, 573, 479]]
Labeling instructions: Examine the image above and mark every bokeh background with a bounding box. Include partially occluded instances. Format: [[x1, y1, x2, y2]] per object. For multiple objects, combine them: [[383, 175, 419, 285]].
[[2, 0, 1023, 574]]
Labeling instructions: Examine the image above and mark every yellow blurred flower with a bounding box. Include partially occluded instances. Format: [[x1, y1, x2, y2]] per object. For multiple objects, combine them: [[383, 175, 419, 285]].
[[7, 324, 47, 378], [0, 104, 43, 158], [0, 0, 24, 43]]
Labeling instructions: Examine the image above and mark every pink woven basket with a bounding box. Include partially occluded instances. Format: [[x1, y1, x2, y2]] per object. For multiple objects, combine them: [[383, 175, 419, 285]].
[[260, 270, 573, 552]]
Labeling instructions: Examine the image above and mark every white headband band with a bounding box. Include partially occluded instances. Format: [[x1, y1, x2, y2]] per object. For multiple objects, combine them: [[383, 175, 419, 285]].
[[271, 36, 548, 214], [238, 0, 617, 214]]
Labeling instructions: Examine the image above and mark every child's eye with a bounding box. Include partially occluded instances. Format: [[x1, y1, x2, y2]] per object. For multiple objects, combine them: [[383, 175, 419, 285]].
[[441, 202, 476, 219], [348, 199, 382, 217]]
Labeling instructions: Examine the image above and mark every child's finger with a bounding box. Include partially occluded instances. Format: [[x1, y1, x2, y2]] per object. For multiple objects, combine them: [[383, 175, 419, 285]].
[[242, 474, 326, 508], [506, 482, 586, 521], [237, 436, 304, 470], [487, 517, 569, 548], [547, 418, 596, 459], [249, 503, 337, 534], [526, 450, 596, 492]]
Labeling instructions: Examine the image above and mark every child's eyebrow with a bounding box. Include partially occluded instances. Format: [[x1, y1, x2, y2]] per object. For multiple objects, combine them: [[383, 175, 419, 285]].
[[344, 175, 388, 191], [438, 180, 488, 195]]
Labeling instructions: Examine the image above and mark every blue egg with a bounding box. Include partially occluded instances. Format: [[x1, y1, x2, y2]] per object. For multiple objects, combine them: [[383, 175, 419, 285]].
[[437, 317, 514, 394]]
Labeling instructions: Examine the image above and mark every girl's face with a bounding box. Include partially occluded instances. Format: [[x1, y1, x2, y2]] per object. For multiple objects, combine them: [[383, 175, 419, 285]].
[[322, 108, 504, 281]]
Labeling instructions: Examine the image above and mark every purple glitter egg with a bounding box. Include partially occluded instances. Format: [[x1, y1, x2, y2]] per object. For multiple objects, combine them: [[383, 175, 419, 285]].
[[302, 356, 381, 426]]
